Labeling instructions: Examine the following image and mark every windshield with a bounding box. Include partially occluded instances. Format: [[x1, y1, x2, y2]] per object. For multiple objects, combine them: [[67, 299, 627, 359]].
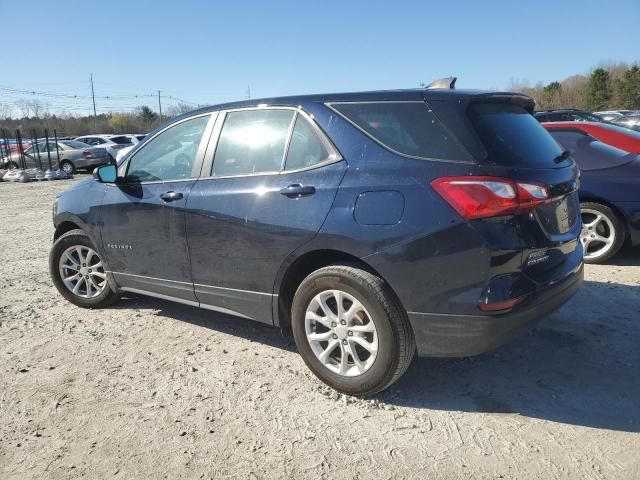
[[468, 103, 566, 168]]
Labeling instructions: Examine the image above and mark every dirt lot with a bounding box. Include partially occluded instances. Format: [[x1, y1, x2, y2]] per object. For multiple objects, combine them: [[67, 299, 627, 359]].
[[0, 177, 638, 480]]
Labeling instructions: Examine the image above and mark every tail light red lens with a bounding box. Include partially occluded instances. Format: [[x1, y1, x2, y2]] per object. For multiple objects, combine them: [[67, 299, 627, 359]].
[[82, 151, 93, 158], [431, 176, 550, 220]]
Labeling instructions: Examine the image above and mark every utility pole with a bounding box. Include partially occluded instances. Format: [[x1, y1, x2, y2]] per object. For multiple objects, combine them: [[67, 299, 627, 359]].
[[90, 73, 97, 117], [246, 85, 251, 99], [158, 90, 163, 122]]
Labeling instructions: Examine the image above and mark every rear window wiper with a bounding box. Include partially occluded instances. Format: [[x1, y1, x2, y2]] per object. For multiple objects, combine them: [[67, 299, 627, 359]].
[[553, 150, 572, 164]]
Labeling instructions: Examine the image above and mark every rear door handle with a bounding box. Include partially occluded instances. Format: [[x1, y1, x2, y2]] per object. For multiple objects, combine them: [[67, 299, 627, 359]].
[[279, 184, 316, 198], [160, 191, 183, 202]]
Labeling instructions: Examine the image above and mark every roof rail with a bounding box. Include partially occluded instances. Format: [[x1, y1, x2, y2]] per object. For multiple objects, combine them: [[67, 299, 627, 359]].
[[424, 77, 457, 90]]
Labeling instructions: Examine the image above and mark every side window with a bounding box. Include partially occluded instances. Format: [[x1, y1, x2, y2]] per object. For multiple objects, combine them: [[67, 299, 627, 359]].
[[284, 115, 332, 171], [212, 109, 294, 176], [331, 102, 472, 161], [126, 115, 210, 182]]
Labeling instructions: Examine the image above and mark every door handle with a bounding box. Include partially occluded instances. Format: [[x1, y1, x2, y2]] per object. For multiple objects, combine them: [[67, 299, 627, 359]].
[[279, 184, 316, 198], [160, 191, 183, 202]]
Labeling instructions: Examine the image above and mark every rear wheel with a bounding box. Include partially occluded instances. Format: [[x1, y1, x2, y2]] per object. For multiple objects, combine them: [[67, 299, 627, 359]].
[[50, 229, 120, 308], [580, 202, 625, 264], [60, 160, 75, 175], [291, 265, 415, 397], [6, 161, 19, 170]]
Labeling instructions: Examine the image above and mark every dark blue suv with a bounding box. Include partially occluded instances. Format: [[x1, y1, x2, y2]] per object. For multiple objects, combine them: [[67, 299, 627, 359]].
[[50, 81, 583, 396]]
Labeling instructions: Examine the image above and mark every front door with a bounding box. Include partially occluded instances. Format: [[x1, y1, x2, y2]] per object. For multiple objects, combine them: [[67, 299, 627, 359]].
[[98, 113, 215, 302], [186, 108, 346, 323]]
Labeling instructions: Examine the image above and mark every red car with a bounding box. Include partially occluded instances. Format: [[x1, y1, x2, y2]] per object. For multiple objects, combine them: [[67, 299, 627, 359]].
[[543, 121, 640, 154]]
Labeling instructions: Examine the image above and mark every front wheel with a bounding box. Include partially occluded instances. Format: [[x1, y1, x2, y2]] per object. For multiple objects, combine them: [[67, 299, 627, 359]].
[[291, 265, 415, 397], [580, 202, 625, 264], [50, 229, 120, 308]]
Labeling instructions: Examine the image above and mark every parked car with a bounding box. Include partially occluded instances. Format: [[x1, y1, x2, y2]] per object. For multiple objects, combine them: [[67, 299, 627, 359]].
[[535, 109, 605, 123], [611, 114, 640, 132], [3, 140, 111, 174], [1, 140, 30, 159], [74, 134, 133, 159], [547, 129, 640, 263], [50, 83, 583, 396], [593, 111, 624, 121], [543, 122, 640, 154]]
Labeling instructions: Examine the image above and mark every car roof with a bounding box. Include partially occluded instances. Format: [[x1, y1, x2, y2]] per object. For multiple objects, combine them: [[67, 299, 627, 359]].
[[181, 88, 532, 116]]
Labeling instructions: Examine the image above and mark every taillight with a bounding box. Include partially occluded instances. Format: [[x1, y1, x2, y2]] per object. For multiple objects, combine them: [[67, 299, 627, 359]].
[[82, 151, 93, 158], [431, 176, 549, 220]]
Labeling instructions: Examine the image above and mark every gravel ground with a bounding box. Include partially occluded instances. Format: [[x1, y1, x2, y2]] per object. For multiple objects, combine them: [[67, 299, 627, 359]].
[[1, 177, 639, 480]]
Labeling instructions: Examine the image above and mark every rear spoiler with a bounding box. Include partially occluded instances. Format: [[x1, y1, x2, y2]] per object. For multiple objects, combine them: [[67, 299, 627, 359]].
[[469, 92, 536, 114]]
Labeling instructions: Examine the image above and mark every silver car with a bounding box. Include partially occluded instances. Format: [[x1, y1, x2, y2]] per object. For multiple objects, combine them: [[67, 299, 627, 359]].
[[3, 140, 112, 174]]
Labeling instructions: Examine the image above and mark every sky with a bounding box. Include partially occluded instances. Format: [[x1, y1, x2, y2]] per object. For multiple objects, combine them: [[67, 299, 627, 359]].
[[1, 0, 639, 116]]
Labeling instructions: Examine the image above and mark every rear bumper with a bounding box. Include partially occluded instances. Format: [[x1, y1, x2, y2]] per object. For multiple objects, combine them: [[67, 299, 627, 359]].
[[408, 261, 583, 357]]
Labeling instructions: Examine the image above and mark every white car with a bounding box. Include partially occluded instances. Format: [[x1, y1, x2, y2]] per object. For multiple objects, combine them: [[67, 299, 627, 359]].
[[115, 144, 135, 161], [73, 135, 133, 159]]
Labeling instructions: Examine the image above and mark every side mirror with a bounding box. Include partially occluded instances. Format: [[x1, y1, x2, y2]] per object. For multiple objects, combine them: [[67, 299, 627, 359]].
[[93, 163, 117, 183]]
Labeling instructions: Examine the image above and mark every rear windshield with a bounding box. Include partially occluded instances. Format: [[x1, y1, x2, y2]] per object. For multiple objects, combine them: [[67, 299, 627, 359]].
[[548, 130, 635, 171], [469, 103, 566, 168], [330, 102, 473, 161], [110, 136, 133, 145]]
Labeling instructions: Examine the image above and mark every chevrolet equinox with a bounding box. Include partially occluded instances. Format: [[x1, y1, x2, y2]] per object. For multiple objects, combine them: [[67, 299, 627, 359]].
[[50, 79, 583, 396]]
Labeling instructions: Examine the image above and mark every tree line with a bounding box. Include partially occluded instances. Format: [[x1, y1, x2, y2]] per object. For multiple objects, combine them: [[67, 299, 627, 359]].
[[0, 103, 194, 138], [509, 61, 640, 112]]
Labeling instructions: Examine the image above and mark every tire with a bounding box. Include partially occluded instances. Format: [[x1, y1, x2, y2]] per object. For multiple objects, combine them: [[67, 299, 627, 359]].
[[49, 229, 120, 308], [60, 160, 75, 175], [6, 161, 19, 170], [580, 202, 625, 264], [291, 265, 415, 397]]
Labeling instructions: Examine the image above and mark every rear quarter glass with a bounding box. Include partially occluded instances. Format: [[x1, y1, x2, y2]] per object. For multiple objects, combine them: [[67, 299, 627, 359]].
[[468, 103, 568, 168], [329, 102, 474, 162]]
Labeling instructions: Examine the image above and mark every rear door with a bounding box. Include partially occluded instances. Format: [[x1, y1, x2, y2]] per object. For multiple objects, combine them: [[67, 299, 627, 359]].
[[186, 107, 346, 323], [97, 113, 215, 302]]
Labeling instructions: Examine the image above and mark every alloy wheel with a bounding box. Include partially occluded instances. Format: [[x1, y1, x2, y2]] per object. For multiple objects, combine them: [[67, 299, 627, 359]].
[[305, 289, 378, 377], [580, 208, 615, 260], [58, 245, 107, 298]]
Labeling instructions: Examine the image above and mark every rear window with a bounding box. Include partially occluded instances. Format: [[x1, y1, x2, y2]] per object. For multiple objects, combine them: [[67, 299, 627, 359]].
[[110, 136, 133, 145], [469, 103, 565, 168], [330, 102, 473, 161], [548, 130, 635, 171]]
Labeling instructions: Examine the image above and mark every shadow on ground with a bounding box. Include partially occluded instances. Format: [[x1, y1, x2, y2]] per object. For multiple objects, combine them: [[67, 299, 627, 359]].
[[112, 279, 639, 432], [603, 244, 640, 266]]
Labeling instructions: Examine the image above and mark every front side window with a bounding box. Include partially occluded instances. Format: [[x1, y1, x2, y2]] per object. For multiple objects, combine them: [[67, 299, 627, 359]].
[[284, 115, 332, 171], [212, 109, 294, 176], [126, 115, 210, 182], [330, 102, 472, 161]]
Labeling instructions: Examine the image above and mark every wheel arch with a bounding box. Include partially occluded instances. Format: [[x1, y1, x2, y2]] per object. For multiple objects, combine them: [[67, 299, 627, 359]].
[[54, 220, 83, 241], [273, 248, 402, 327]]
